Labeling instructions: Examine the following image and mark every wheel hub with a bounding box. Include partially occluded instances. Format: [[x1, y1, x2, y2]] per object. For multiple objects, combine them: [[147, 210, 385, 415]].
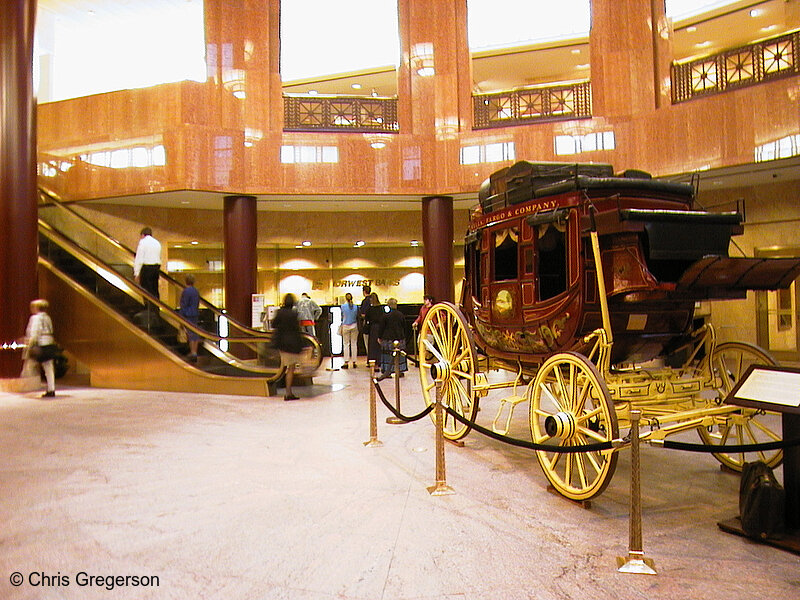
[[544, 411, 576, 439]]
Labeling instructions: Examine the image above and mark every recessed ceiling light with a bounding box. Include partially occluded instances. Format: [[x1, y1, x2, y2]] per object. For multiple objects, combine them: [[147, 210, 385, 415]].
[[571, 49, 581, 55], [190, 240, 199, 245], [354, 240, 365, 247], [308, 90, 318, 95], [695, 41, 712, 48], [761, 25, 778, 33], [180, 200, 190, 204], [749, 8, 762, 18], [576, 63, 590, 70], [351, 83, 362, 89], [410, 240, 419, 247], [301, 240, 312, 247], [686, 26, 697, 33]]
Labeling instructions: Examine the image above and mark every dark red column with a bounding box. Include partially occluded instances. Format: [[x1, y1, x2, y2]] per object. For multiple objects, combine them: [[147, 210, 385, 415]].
[[0, 0, 38, 378], [223, 195, 257, 337], [421, 195, 454, 304]]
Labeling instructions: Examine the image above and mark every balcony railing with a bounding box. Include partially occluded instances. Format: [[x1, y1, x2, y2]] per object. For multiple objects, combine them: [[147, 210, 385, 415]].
[[671, 29, 800, 103], [472, 80, 592, 130], [283, 95, 399, 133]]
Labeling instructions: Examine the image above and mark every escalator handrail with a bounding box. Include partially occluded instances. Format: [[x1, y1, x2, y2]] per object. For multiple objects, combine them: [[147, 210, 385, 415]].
[[38, 220, 278, 352], [37, 187, 266, 338]]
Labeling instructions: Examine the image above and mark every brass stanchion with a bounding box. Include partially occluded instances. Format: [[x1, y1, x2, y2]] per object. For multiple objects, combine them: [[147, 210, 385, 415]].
[[386, 340, 405, 425], [428, 372, 455, 496], [363, 377, 383, 448], [617, 409, 656, 574]]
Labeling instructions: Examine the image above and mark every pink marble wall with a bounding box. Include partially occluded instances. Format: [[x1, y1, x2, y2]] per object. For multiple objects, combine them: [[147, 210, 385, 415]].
[[36, 0, 800, 201]]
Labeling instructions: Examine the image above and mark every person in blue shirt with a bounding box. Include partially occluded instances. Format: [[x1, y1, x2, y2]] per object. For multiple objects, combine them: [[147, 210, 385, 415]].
[[179, 274, 201, 362], [340, 292, 359, 369]]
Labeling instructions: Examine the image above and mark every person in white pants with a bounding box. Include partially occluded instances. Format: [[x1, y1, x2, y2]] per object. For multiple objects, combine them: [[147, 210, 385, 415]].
[[340, 292, 359, 369], [21, 299, 57, 398]]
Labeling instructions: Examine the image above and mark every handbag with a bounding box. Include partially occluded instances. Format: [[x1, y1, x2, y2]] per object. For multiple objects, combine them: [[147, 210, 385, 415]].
[[32, 344, 59, 363]]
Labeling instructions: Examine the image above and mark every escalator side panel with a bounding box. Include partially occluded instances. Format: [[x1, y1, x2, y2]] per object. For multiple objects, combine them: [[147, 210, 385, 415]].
[[40, 263, 272, 397]]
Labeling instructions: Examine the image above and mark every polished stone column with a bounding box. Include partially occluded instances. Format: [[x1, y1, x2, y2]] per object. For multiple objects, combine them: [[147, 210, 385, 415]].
[[0, 0, 38, 379], [223, 195, 257, 341], [590, 0, 661, 116], [397, 0, 472, 135], [421, 196, 454, 304]]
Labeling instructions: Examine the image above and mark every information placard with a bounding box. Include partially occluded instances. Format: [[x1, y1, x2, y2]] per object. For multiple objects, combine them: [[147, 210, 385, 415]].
[[726, 365, 800, 415]]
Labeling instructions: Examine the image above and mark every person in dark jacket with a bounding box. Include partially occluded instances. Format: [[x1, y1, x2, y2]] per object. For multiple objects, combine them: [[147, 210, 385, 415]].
[[272, 293, 305, 401], [375, 298, 408, 380], [179, 274, 201, 362], [364, 292, 384, 371]]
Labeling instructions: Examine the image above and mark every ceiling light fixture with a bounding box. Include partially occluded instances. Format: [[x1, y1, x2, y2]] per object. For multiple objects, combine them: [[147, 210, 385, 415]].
[[301, 240, 312, 247], [351, 83, 362, 90], [749, 8, 762, 18], [410, 240, 419, 247], [354, 240, 365, 247]]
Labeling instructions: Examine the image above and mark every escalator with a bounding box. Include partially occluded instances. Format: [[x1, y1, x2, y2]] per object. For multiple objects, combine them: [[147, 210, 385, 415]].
[[37, 190, 321, 396]]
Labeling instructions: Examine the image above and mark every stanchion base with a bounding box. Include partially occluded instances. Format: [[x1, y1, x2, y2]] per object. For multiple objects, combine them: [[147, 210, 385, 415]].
[[616, 553, 657, 575], [363, 439, 384, 448], [386, 416, 407, 425], [325, 368, 340, 372], [446, 438, 465, 448], [427, 483, 455, 496]]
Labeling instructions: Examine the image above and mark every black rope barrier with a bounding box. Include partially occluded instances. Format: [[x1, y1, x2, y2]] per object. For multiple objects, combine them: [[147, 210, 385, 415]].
[[443, 404, 616, 453], [372, 379, 434, 422], [373, 373, 800, 455], [373, 378, 616, 453], [661, 437, 800, 453], [400, 350, 420, 367]]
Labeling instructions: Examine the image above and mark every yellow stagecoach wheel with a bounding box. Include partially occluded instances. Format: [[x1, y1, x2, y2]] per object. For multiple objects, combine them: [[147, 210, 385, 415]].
[[529, 352, 619, 501], [700, 341, 782, 470], [418, 302, 479, 441]]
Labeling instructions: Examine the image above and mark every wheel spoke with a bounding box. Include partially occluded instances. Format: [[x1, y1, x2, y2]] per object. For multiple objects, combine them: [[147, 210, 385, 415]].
[[575, 450, 588, 488], [573, 378, 591, 415], [576, 405, 602, 424], [554, 366, 569, 404], [577, 425, 609, 443], [749, 417, 781, 441]]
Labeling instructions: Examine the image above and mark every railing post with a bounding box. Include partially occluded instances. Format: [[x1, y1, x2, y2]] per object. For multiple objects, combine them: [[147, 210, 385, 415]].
[[386, 340, 405, 425], [617, 409, 656, 574], [363, 376, 383, 448], [428, 376, 455, 496]]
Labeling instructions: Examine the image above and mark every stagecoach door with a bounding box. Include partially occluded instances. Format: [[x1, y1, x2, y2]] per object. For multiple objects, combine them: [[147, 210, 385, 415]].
[[483, 215, 570, 325]]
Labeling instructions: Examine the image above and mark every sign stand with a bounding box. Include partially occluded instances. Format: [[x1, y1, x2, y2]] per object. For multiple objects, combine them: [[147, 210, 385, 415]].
[[716, 365, 800, 555]]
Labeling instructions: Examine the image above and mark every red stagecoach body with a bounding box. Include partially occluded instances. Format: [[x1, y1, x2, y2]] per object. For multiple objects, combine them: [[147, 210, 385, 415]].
[[462, 161, 800, 366]]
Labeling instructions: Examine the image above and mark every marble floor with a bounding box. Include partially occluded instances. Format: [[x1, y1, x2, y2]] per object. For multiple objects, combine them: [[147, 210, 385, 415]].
[[1, 361, 798, 600]]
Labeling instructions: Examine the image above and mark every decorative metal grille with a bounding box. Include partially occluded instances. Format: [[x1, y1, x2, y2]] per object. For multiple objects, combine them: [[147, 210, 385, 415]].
[[472, 81, 592, 130], [283, 96, 399, 132], [671, 29, 800, 103]]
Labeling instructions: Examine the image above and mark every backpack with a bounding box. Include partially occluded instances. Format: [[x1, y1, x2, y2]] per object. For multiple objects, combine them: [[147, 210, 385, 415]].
[[739, 461, 785, 539]]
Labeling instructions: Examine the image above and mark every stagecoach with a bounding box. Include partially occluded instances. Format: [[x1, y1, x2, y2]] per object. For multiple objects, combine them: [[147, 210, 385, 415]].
[[417, 160, 800, 501]]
